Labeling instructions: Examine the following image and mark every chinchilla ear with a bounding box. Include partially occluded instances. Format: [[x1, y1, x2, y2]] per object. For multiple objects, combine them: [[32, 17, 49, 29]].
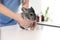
[[30, 7, 33, 9], [30, 7, 35, 13], [22, 7, 28, 13]]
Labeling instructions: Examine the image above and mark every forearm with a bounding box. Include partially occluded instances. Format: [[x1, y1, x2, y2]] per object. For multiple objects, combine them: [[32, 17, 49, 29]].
[[0, 3, 20, 21]]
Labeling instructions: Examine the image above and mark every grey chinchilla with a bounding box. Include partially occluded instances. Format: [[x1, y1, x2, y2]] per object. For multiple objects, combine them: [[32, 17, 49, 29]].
[[20, 7, 37, 30]]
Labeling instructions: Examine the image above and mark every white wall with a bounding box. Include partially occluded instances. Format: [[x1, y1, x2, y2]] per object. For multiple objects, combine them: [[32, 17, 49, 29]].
[[40, 0, 60, 40], [41, 0, 60, 25], [30, 0, 60, 40]]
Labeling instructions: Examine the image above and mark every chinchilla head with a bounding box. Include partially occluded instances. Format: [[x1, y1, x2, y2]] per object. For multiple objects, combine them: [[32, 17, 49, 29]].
[[22, 7, 36, 21]]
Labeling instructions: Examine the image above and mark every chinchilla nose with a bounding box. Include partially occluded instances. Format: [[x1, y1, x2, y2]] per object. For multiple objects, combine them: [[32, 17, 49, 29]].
[[32, 15, 36, 21]]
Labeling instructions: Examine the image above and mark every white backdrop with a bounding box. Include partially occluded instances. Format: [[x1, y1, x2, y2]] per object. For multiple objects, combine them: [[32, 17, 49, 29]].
[[30, 0, 60, 40]]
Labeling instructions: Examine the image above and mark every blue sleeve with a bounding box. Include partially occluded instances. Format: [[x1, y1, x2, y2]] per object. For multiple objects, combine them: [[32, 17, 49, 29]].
[[0, 0, 22, 25], [2, 0, 22, 12]]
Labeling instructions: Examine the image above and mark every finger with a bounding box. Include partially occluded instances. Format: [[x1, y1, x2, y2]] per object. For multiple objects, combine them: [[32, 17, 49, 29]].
[[32, 21, 37, 28], [30, 22, 37, 30]]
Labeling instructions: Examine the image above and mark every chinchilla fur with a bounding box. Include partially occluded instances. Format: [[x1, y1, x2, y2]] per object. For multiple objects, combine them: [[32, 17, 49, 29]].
[[20, 7, 37, 30]]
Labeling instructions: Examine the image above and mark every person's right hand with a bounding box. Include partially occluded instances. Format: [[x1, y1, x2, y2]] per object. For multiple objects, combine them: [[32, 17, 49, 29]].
[[17, 14, 34, 28]]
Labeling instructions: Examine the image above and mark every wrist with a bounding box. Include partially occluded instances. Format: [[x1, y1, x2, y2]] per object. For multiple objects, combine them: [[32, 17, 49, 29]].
[[16, 14, 22, 22]]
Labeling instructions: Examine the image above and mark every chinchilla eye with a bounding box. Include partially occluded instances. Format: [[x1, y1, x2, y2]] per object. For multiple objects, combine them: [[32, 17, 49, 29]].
[[30, 14, 33, 16]]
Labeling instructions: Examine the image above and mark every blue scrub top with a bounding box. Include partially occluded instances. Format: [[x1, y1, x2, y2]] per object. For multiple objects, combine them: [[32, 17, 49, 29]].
[[0, 0, 22, 27]]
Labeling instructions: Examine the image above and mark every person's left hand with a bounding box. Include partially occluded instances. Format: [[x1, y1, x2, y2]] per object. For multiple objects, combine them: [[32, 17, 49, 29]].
[[22, 0, 29, 8], [30, 20, 37, 30]]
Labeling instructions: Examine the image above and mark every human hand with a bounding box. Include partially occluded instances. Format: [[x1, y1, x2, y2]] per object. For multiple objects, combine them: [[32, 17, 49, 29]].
[[22, 0, 29, 8], [30, 20, 37, 30], [17, 14, 34, 29]]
